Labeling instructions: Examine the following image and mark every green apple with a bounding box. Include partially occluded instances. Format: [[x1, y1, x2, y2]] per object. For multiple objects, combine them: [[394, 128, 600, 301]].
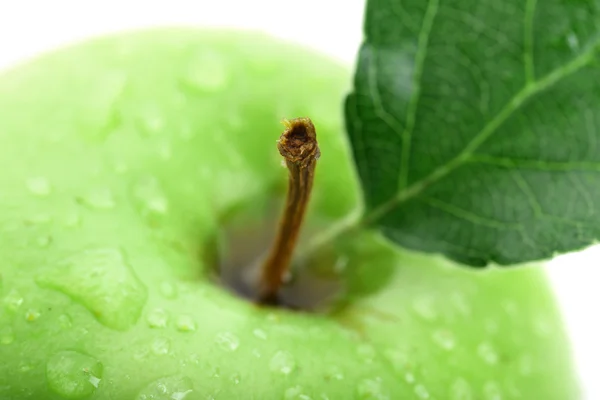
[[0, 29, 578, 399]]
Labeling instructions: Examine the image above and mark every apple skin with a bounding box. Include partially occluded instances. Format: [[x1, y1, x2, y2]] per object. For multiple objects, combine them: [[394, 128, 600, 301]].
[[0, 29, 578, 399]]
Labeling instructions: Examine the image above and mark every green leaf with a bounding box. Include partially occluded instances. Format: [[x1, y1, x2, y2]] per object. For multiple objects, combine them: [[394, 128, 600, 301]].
[[345, 0, 600, 266]]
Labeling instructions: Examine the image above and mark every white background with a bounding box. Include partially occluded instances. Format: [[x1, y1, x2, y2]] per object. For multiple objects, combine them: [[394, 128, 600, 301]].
[[0, 1, 597, 398]]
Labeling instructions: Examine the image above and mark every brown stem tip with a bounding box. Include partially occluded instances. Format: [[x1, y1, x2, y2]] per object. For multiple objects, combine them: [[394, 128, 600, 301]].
[[258, 117, 320, 304]]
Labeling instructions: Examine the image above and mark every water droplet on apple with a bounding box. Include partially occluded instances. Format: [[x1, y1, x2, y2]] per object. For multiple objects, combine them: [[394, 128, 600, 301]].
[[269, 350, 296, 375], [325, 365, 344, 381], [35, 248, 147, 330], [137, 104, 165, 136], [230, 373, 241, 385], [19, 363, 33, 373], [412, 295, 438, 321], [534, 316, 552, 337], [113, 161, 129, 174], [414, 384, 430, 399], [450, 291, 471, 316], [356, 343, 376, 363], [25, 308, 41, 322], [0, 326, 14, 344], [26, 176, 52, 196], [484, 319, 499, 334], [59, 314, 73, 329], [284, 386, 312, 400], [432, 329, 455, 350], [477, 342, 498, 365], [3, 289, 24, 311], [253, 328, 267, 340], [356, 377, 387, 399], [46, 350, 103, 399], [36, 235, 52, 247], [175, 315, 196, 332], [147, 308, 169, 328], [64, 212, 81, 228], [518, 354, 533, 376], [160, 281, 178, 299], [404, 372, 415, 384], [136, 375, 194, 400], [157, 140, 172, 161], [133, 176, 169, 215], [483, 381, 502, 400], [383, 348, 409, 373], [25, 213, 52, 225], [80, 187, 116, 209], [449, 378, 472, 400], [151, 337, 171, 355], [182, 51, 229, 92], [215, 332, 240, 352]]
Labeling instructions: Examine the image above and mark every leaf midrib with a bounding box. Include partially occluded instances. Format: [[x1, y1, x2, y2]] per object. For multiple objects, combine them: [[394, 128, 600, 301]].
[[363, 43, 600, 225]]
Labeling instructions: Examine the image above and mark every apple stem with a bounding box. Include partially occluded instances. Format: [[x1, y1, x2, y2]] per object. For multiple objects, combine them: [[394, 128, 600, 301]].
[[258, 117, 320, 304]]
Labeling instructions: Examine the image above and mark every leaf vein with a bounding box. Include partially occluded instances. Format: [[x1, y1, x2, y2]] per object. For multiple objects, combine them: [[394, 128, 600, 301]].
[[524, 0, 537, 83], [364, 43, 599, 224], [398, 0, 440, 191], [421, 196, 522, 229]]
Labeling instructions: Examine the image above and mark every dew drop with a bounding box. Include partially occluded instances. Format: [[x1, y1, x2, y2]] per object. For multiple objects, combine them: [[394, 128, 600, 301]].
[[0, 326, 14, 344], [81, 187, 115, 209], [215, 332, 240, 352], [36, 236, 52, 248], [26, 176, 52, 196], [477, 342, 499, 365], [253, 328, 267, 340], [382, 348, 409, 374], [269, 350, 296, 375], [25, 213, 52, 225], [175, 315, 196, 332], [157, 141, 172, 161], [356, 377, 388, 399], [450, 291, 471, 316], [356, 343, 376, 363], [432, 329, 455, 350], [113, 161, 129, 174], [25, 308, 41, 322], [160, 281, 178, 299], [483, 381, 502, 400], [59, 314, 73, 329], [182, 51, 229, 92], [3, 289, 24, 311], [36, 248, 147, 330], [147, 308, 169, 328], [230, 373, 241, 385], [133, 176, 169, 215], [449, 378, 473, 400], [19, 363, 33, 373], [152, 337, 171, 355], [64, 212, 81, 228], [412, 295, 438, 321], [136, 375, 194, 400], [518, 354, 533, 376], [285, 386, 312, 400], [414, 384, 430, 399], [137, 104, 165, 136], [325, 365, 344, 381], [46, 350, 103, 399]]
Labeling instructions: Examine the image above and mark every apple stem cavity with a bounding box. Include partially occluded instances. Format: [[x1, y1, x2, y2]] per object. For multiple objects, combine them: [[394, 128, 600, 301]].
[[257, 117, 320, 304]]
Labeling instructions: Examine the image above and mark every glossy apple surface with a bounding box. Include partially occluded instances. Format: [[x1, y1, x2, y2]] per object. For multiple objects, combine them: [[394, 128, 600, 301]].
[[0, 29, 578, 399]]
